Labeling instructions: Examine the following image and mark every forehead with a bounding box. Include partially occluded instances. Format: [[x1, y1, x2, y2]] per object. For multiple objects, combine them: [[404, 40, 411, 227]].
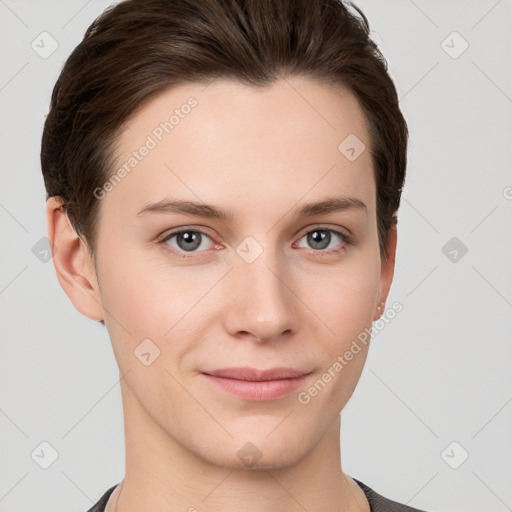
[[101, 76, 375, 222]]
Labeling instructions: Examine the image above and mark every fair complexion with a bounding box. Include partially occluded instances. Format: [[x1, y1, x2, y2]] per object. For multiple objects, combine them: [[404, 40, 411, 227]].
[[47, 76, 396, 512]]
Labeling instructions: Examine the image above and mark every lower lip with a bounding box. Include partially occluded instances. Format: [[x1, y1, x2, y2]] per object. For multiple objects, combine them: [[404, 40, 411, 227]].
[[202, 374, 310, 401]]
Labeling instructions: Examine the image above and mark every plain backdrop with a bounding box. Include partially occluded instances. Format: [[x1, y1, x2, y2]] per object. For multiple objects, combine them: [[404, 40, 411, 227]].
[[1, 0, 511, 511]]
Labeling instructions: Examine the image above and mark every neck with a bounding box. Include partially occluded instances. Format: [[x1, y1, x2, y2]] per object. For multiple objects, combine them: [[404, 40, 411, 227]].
[[112, 380, 369, 512]]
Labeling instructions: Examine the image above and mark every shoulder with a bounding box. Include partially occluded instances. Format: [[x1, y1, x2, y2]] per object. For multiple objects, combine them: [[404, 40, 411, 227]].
[[352, 477, 434, 512], [85, 484, 118, 512]]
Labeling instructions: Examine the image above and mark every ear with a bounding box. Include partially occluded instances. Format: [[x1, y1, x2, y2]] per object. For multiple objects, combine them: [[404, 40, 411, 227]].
[[373, 225, 397, 321], [46, 196, 104, 322]]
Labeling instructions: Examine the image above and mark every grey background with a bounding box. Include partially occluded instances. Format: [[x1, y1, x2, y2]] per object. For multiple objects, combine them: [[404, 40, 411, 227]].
[[1, 0, 511, 510]]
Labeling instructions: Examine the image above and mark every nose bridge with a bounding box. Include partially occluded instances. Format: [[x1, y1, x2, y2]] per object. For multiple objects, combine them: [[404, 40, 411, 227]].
[[224, 238, 297, 341]]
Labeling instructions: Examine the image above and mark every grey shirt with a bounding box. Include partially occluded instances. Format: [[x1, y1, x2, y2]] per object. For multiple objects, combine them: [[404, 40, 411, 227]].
[[86, 478, 431, 511]]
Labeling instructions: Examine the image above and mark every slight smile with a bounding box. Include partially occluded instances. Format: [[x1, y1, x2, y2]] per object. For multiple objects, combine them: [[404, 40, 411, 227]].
[[201, 367, 312, 401]]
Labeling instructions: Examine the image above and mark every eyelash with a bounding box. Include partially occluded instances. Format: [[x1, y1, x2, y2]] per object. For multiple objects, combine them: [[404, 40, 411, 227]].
[[157, 226, 353, 258]]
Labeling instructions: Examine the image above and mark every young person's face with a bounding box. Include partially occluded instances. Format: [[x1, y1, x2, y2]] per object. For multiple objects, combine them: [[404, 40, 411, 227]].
[[52, 77, 396, 470]]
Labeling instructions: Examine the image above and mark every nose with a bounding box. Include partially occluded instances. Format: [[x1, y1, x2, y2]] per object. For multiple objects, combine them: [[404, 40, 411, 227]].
[[221, 245, 299, 343]]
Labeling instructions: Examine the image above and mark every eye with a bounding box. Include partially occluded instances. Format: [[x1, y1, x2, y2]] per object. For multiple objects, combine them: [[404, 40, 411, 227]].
[[159, 229, 216, 255], [158, 226, 352, 258], [295, 227, 350, 253]]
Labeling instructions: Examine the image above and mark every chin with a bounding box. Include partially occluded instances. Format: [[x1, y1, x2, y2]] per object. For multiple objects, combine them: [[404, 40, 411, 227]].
[[198, 427, 312, 472]]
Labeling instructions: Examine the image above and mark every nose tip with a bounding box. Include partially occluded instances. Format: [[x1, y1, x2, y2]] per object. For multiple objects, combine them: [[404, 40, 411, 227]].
[[222, 256, 298, 343]]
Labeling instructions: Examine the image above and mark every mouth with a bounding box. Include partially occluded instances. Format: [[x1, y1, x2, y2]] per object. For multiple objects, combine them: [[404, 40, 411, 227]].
[[201, 367, 312, 401]]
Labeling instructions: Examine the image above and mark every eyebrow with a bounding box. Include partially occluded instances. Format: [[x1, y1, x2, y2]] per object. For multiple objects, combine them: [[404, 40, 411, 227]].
[[136, 196, 367, 220]]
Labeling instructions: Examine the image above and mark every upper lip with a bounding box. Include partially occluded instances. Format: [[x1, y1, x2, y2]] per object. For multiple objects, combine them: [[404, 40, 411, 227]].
[[203, 367, 311, 381]]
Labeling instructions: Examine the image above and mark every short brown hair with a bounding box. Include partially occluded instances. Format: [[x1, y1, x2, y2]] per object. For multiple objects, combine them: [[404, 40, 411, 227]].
[[41, 0, 408, 260]]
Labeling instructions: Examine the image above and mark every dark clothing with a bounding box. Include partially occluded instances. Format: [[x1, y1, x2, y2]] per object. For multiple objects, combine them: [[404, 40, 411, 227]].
[[87, 478, 430, 511], [352, 478, 430, 511]]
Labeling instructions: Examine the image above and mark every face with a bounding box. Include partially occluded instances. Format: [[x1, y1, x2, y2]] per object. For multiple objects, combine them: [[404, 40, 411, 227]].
[[53, 76, 396, 470]]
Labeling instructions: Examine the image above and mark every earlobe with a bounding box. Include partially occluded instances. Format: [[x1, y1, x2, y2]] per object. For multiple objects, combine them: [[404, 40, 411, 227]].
[[46, 196, 104, 322], [374, 302, 384, 321], [373, 225, 398, 321]]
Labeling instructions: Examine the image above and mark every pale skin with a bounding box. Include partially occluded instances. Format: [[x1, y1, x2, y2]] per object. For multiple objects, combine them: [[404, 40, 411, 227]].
[[46, 76, 397, 512]]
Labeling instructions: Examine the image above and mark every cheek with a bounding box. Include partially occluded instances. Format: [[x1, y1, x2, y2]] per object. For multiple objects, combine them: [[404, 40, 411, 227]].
[[297, 259, 379, 413], [302, 254, 380, 353], [95, 244, 166, 358], [97, 240, 178, 325], [96, 244, 219, 363]]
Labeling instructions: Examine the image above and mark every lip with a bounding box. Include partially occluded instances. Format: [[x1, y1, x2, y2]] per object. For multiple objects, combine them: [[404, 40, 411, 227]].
[[201, 367, 311, 401]]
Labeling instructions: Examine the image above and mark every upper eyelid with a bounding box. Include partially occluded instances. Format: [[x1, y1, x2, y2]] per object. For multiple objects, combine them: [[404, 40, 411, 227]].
[[160, 227, 215, 242], [294, 227, 352, 248]]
